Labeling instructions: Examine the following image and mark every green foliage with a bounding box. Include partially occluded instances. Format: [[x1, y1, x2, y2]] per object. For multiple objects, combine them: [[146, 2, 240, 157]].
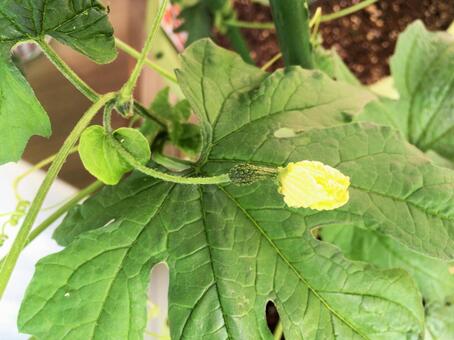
[[20, 39, 454, 339], [149, 87, 201, 155], [0, 0, 116, 164], [357, 21, 454, 160], [78, 126, 150, 185], [321, 226, 454, 304], [175, 2, 212, 45], [173, 0, 228, 45], [0, 47, 51, 164], [425, 301, 454, 340], [0, 0, 116, 63]]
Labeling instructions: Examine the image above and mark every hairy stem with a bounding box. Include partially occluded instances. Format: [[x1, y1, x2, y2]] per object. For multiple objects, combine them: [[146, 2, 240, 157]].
[[119, 0, 169, 102], [39, 41, 99, 101], [270, 0, 313, 69], [109, 135, 230, 185], [115, 38, 177, 84], [0, 93, 115, 299], [39, 41, 165, 127]]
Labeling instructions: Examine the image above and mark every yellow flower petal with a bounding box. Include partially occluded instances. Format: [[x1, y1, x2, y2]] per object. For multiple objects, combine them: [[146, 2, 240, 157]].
[[278, 161, 350, 210]]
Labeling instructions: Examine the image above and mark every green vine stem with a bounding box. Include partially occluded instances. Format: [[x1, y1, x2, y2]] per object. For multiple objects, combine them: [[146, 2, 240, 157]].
[[225, 26, 254, 64], [224, 0, 380, 31], [13, 146, 78, 202], [115, 38, 177, 84], [27, 181, 103, 245], [0, 93, 116, 298], [261, 52, 283, 71], [39, 40, 98, 102], [320, 0, 378, 22], [269, 0, 313, 69], [0, 181, 103, 268], [109, 135, 231, 185], [225, 19, 274, 30], [118, 0, 169, 104]]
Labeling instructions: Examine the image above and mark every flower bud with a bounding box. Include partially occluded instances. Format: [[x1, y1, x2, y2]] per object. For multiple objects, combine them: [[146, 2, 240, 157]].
[[278, 161, 350, 210]]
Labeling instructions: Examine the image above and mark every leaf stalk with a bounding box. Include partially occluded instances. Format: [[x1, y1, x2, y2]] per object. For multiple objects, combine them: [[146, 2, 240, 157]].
[[109, 135, 231, 185]]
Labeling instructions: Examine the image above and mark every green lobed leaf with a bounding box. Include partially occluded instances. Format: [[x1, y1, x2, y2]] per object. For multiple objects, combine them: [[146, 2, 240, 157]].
[[321, 226, 454, 304], [357, 21, 454, 160], [175, 2, 212, 45], [78, 126, 150, 185], [321, 225, 454, 339], [18, 40, 434, 339], [24, 161, 424, 340], [0, 46, 50, 163], [0, 0, 116, 164], [0, 0, 116, 63]]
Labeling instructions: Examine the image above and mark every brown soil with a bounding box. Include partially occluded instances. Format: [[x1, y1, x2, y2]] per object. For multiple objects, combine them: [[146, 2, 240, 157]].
[[224, 0, 454, 84]]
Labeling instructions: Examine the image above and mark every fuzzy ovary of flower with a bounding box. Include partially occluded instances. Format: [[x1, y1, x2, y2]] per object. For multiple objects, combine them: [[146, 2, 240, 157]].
[[278, 161, 350, 210]]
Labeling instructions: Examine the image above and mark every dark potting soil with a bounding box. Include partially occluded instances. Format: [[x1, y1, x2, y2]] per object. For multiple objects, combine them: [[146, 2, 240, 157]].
[[223, 0, 454, 84]]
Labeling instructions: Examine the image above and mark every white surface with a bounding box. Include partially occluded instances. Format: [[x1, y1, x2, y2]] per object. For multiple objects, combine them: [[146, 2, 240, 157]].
[[0, 161, 77, 339]]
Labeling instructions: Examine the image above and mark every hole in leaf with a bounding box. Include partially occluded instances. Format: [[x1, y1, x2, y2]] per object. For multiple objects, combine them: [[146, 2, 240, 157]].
[[145, 262, 170, 338], [266, 300, 284, 339]]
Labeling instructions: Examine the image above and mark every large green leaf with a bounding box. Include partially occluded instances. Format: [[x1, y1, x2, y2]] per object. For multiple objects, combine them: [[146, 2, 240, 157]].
[[19, 40, 434, 339], [0, 0, 116, 164], [357, 21, 454, 160], [20, 168, 425, 339]]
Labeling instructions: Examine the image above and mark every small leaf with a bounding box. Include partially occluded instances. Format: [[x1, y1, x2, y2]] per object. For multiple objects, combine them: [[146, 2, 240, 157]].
[[313, 46, 360, 86], [0, 46, 51, 164], [149, 87, 173, 119], [149, 86, 201, 155], [78, 126, 150, 185], [175, 2, 213, 45]]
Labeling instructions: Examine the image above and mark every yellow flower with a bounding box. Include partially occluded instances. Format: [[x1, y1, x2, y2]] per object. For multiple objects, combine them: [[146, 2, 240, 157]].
[[278, 161, 350, 210]]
